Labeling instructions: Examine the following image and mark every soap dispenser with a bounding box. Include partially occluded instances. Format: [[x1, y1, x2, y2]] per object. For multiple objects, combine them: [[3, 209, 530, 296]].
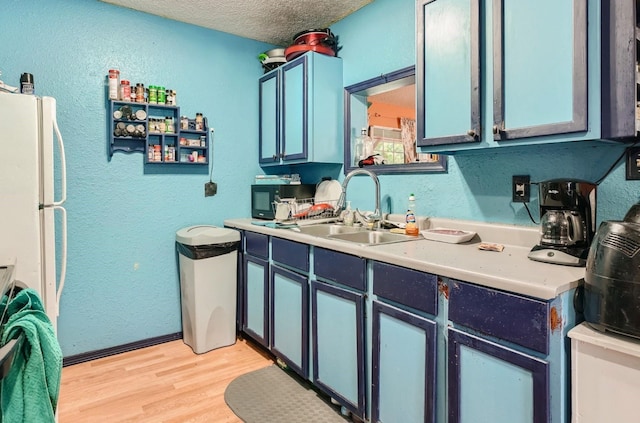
[[343, 201, 354, 226]]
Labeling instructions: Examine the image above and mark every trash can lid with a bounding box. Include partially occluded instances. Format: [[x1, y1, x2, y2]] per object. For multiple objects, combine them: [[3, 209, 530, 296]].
[[176, 225, 240, 246]]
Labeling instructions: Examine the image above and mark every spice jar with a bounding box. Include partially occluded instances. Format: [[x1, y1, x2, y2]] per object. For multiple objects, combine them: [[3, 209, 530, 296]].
[[108, 69, 120, 100], [153, 144, 161, 162], [157, 86, 166, 104], [148, 85, 157, 104], [166, 89, 176, 105], [120, 80, 131, 102], [165, 116, 175, 133], [135, 83, 145, 103]]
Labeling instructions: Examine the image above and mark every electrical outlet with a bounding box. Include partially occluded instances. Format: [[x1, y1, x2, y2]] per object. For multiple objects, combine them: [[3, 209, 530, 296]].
[[512, 175, 530, 203], [204, 181, 217, 197], [626, 147, 640, 180]]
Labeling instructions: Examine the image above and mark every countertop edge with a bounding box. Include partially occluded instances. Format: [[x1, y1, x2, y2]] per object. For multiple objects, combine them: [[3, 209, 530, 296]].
[[224, 218, 584, 301]]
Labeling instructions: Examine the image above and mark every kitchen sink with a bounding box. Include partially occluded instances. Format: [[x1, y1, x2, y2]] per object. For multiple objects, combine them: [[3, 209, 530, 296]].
[[328, 230, 421, 246], [294, 224, 366, 237], [293, 223, 421, 246]]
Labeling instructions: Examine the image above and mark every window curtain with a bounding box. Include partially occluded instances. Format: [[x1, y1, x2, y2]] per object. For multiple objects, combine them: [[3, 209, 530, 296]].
[[400, 117, 417, 163]]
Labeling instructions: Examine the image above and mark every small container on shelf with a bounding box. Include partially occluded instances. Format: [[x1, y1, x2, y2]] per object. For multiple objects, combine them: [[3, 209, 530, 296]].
[[148, 86, 158, 104], [195, 113, 204, 131], [135, 83, 145, 103], [120, 80, 131, 102], [165, 116, 175, 133], [157, 86, 166, 104], [153, 144, 161, 162], [166, 89, 176, 105]]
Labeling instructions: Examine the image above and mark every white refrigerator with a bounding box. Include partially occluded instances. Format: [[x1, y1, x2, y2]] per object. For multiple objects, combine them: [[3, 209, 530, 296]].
[[0, 91, 67, 332]]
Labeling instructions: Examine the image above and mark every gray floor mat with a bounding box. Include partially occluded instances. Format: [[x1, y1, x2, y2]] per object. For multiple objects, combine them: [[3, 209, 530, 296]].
[[224, 365, 351, 422]]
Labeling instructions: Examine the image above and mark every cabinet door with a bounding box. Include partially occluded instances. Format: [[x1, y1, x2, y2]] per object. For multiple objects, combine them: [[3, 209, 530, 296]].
[[371, 301, 437, 423], [242, 255, 269, 348], [493, 0, 587, 140], [417, 0, 481, 146], [270, 265, 309, 378], [311, 280, 366, 418], [448, 328, 549, 423], [281, 57, 308, 161], [258, 71, 280, 164]]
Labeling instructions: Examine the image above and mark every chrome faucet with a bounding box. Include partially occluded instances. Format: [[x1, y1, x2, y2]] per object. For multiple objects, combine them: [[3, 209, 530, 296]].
[[339, 169, 381, 228]]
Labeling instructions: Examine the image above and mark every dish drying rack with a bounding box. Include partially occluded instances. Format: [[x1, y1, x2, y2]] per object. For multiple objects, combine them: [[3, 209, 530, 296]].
[[0, 264, 24, 381], [272, 196, 344, 225]]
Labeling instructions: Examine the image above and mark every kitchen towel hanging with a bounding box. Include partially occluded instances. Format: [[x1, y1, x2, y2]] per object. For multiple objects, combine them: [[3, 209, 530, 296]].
[[0, 288, 62, 422]]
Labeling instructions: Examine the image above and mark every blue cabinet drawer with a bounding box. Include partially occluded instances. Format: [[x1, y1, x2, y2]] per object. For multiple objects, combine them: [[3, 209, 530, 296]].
[[272, 237, 309, 273], [448, 280, 549, 354], [372, 261, 438, 316], [244, 231, 269, 259], [313, 247, 366, 292]]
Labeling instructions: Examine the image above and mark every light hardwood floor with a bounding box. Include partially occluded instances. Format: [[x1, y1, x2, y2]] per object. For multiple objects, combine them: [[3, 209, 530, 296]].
[[58, 338, 274, 422]]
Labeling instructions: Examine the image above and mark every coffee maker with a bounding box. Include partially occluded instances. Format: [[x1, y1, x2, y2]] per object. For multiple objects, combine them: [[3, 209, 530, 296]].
[[528, 179, 597, 266]]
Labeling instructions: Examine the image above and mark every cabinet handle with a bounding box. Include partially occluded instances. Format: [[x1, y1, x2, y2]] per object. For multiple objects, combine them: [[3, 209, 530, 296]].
[[280, 152, 285, 158], [272, 154, 277, 160], [492, 125, 504, 135], [467, 129, 477, 138]]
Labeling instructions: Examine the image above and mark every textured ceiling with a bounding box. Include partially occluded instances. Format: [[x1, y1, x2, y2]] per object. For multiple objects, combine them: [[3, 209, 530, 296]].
[[101, 0, 372, 47]]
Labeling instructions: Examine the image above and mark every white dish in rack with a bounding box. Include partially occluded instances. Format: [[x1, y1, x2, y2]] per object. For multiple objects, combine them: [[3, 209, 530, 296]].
[[315, 180, 342, 208], [420, 228, 476, 244]]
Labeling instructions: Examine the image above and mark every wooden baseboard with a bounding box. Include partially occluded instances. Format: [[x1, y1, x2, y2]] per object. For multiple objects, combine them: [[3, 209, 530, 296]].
[[62, 332, 183, 367]]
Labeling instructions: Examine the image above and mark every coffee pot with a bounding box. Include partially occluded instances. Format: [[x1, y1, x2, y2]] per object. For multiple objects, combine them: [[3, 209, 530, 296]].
[[540, 210, 585, 246], [528, 179, 596, 266]]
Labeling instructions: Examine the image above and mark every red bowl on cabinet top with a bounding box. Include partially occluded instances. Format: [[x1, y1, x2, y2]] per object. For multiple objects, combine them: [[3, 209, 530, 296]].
[[284, 44, 336, 62]]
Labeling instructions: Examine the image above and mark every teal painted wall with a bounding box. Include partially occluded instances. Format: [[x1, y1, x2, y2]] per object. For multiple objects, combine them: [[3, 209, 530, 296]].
[[332, 0, 639, 224], [1, 0, 270, 355], [1, 0, 639, 357]]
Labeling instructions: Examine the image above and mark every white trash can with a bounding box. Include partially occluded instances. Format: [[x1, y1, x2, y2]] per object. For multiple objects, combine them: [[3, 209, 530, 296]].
[[176, 225, 240, 354]]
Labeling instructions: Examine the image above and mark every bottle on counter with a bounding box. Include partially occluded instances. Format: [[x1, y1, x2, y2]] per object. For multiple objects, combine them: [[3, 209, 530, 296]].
[[405, 193, 419, 236], [343, 201, 354, 226]]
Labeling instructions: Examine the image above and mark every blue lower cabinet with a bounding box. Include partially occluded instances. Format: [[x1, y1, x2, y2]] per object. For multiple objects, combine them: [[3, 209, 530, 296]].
[[270, 265, 309, 378], [447, 328, 549, 423], [371, 301, 437, 423], [311, 280, 366, 419], [242, 255, 269, 348]]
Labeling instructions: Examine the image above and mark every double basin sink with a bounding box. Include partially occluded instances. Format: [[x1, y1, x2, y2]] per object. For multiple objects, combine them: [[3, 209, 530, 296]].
[[293, 224, 421, 246]]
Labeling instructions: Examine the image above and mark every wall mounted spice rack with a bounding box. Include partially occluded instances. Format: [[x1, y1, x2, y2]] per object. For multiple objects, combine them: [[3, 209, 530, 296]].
[[108, 100, 209, 165]]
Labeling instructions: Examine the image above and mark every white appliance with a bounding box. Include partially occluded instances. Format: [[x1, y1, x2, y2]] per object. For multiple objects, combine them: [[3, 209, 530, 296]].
[[569, 323, 640, 423], [0, 91, 67, 332]]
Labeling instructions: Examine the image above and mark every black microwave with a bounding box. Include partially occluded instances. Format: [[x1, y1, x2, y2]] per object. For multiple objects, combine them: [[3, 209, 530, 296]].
[[251, 184, 316, 220]]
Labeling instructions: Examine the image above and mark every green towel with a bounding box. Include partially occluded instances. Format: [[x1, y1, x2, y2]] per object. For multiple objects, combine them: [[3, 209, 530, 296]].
[[0, 289, 62, 423]]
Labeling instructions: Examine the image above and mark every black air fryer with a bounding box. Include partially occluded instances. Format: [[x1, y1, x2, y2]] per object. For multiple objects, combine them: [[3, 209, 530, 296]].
[[583, 202, 640, 339]]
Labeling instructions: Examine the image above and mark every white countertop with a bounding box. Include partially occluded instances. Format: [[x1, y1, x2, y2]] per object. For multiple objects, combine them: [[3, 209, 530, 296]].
[[224, 217, 585, 300], [569, 323, 640, 359]]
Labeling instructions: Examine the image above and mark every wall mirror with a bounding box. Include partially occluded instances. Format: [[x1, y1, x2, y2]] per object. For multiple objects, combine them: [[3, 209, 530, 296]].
[[343, 66, 447, 175]]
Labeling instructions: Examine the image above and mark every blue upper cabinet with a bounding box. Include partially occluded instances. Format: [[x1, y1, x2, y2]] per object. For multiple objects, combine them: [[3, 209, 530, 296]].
[[417, 0, 481, 146], [417, 0, 601, 152], [492, 0, 587, 141], [258, 52, 344, 166]]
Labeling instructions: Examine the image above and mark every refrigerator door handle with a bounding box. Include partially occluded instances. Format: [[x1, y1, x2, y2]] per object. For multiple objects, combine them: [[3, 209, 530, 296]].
[[53, 205, 67, 316], [51, 110, 66, 206]]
